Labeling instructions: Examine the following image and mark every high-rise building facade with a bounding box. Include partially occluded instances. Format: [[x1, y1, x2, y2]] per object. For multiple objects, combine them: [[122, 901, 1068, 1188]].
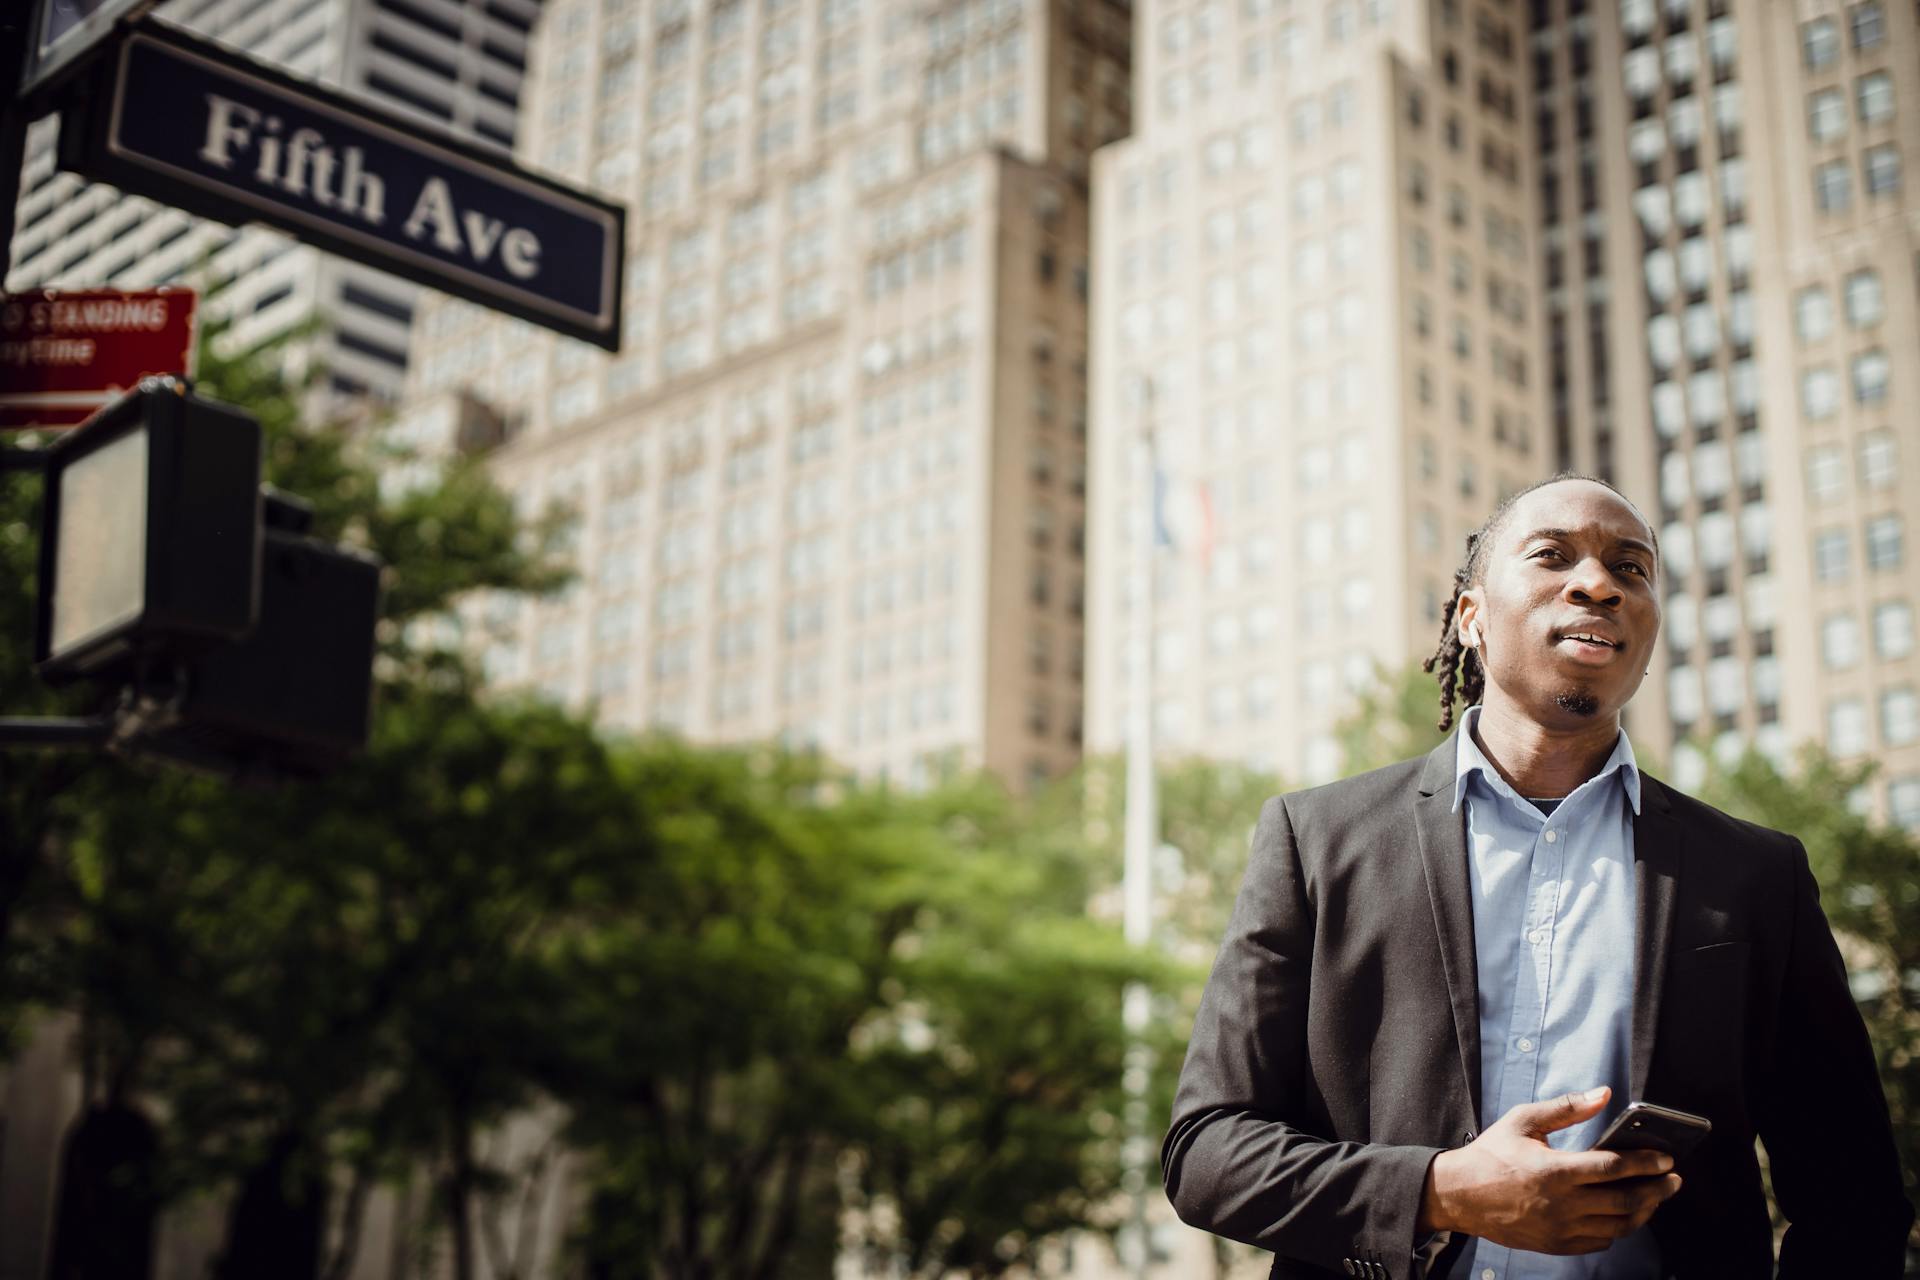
[[4, 0, 544, 407], [1525, 0, 1920, 819], [1087, 0, 1550, 783], [399, 0, 1131, 790], [1087, 0, 1920, 830]]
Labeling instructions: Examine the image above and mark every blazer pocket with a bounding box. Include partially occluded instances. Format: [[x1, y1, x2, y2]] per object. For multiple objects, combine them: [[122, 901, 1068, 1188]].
[[1665, 940, 1752, 1090], [1679, 938, 1749, 957]]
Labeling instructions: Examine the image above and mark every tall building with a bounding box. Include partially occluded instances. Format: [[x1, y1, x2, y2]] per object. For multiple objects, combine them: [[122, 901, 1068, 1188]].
[[399, 0, 1131, 790], [1525, 0, 1920, 818], [1087, 0, 1920, 830], [4, 0, 545, 407], [1087, 0, 1549, 783]]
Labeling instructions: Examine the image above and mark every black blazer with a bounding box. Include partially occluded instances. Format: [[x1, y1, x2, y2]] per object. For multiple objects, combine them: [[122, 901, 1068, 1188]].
[[1162, 733, 1912, 1279]]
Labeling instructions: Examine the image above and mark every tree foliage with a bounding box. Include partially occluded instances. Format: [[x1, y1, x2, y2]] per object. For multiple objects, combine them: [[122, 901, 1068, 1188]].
[[1693, 745, 1920, 1221], [1335, 660, 1452, 777], [1, 326, 1179, 1278]]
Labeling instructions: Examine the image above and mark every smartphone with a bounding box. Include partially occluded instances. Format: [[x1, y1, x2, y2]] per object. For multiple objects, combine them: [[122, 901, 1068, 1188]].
[[1592, 1102, 1712, 1160]]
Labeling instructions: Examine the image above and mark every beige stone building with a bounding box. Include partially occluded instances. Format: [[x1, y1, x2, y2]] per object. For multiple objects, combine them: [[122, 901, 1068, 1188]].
[[1523, 0, 1920, 814], [1087, 0, 1920, 828], [400, 0, 1130, 792], [1087, 0, 1549, 784]]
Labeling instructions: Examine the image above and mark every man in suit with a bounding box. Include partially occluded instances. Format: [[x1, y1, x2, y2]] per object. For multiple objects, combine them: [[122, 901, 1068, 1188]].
[[1162, 474, 1912, 1277]]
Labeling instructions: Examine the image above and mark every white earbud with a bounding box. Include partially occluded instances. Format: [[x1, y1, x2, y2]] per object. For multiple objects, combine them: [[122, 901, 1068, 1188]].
[[1467, 621, 1483, 649]]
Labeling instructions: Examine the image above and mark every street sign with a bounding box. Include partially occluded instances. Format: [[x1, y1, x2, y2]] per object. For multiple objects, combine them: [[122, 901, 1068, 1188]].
[[0, 287, 197, 429], [60, 22, 625, 349], [19, 0, 157, 102]]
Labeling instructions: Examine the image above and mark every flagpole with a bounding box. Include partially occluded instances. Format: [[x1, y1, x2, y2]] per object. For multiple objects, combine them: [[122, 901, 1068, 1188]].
[[1121, 377, 1158, 1279]]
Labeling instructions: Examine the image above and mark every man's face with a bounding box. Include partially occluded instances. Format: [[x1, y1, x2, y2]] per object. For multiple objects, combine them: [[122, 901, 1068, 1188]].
[[1457, 480, 1662, 728]]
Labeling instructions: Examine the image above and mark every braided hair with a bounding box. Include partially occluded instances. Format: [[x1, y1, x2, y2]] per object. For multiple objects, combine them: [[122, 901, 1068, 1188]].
[[1422, 471, 1659, 733]]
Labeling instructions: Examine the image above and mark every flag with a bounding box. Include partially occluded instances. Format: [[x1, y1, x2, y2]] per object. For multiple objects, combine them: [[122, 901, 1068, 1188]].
[[1153, 466, 1216, 572]]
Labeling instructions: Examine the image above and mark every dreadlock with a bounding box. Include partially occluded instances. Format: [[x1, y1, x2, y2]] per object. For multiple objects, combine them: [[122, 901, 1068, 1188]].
[[1422, 471, 1659, 733]]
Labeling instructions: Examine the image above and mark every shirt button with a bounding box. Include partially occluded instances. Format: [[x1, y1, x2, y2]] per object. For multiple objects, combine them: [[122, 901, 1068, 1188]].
[[1527, 929, 1545, 946], [1518, 1037, 1535, 1052], [1482, 1269, 1497, 1280], [1543, 829, 1558, 844]]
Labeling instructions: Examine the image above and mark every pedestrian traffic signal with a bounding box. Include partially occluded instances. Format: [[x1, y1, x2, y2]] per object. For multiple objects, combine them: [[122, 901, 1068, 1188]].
[[34, 376, 261, 681], [19, 376, 381, 776]]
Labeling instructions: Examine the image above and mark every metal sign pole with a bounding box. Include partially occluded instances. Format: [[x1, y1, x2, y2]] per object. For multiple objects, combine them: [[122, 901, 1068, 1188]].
[[1121, 378, 1159, 1278]]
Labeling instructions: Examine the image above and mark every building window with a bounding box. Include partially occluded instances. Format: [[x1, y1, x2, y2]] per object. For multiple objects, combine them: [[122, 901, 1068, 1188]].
[[1857, 72, 1894, 126], [1707, 15, 1737, 72], [1814, 160, 1852, 212], [1882, 687, 1918, 747], [1807, 444, 1847, 503], [1291, 97, 1321, 144], [1669, 665, 1703, 723], [1875, 600, 1915, 658], [1845, 269, 1885, 327], [1807, 89, 1847, 142], [1800, 366, 1840, 418], [1794, 287, 1833, 342], [1815, 528, 1852, 581], [1853, 349, 1890, 403], [1860, 430, 1898, 489], [1683, 302, 1720, 360], [1698, 510, 1737, 569], [1828, 697, 1869, 756], [1866, 514, 1904, 570], [1860, 149, 1900, 201], [1822, 612, 1862, 669], [1624, 46, 1660, 103], [1850, 0, 1885, 48], [1707, 657, 1745, 716], [1890, 777, 1920, 831], [1801, 17, 1839, 69]]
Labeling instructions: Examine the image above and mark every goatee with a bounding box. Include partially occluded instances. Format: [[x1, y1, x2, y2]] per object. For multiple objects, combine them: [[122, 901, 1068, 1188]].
[[1555, 689, 1601, 717]]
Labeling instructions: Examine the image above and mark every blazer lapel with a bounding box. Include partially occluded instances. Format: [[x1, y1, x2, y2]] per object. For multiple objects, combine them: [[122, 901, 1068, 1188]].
[[1414, 733, 1482, 1121], [1630, 774, 1681, 1101]]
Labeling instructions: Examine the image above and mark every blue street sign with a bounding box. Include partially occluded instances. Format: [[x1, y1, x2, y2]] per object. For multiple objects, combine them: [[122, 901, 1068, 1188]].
[[62, 23, 624, 349]]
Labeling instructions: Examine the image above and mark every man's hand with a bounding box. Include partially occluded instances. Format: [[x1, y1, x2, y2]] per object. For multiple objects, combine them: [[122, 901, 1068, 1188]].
[[1418, 1087, 1683, 1254]]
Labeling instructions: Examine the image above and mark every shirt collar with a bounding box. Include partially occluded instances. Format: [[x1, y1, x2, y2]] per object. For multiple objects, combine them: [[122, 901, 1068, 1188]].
[[1449, 703, 1642, 817]]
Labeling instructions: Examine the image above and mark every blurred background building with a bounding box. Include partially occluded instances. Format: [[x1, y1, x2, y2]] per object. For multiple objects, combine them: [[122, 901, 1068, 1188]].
[[397, 0, 1131, 790], [3, 0, 545, 409], [1085, 0, 1920, 830], [1086, 0, 1550, 786], [10, 0, 1907, 818], [1524, 0, 1919, 822]]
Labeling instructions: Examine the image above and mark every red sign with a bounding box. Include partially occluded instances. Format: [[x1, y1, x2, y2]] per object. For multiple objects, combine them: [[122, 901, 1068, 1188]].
[[0, 287, 198, 429]]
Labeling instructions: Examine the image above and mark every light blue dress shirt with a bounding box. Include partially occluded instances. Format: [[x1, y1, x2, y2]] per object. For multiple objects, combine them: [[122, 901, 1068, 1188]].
[[1449, 705, 1662, 1280]]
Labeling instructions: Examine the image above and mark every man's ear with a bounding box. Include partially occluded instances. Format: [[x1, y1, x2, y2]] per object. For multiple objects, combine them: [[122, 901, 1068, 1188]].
[[1457, 590, 1482, 650]]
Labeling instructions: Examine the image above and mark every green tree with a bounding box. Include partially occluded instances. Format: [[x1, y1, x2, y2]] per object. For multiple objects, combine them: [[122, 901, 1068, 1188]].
[[1036, 754, 1288, 955], [844, 775, 1184, 1280], [5, 324, 1197, 1279], [1022, 757, 1287, 1277], [1693, 745, 1920, 1224], [553, 759, 1179, 1280], [5, 320, 588, 1280], [1335, 660, 1453, 777]]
